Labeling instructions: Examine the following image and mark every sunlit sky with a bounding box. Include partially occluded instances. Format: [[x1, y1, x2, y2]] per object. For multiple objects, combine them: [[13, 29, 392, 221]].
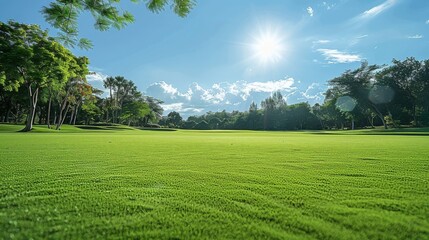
[[1, 0, 428, 117]]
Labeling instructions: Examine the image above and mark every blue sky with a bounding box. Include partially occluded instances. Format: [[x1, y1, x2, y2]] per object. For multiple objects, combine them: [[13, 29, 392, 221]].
[[1, 0, 428, 117]]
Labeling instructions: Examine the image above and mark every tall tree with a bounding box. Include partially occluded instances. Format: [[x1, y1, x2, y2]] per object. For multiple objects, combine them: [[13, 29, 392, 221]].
[[143, 96, 164, 125], [376, 57, 429, 126], [166, 111, 183, 128], [328, 62, 388, 129], [120, 99, 150, 126], [0, 21, 72, 131], [55, 56, 89, 130]]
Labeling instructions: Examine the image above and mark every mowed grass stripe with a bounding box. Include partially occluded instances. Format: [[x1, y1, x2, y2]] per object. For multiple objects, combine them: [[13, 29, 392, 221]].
[[1, 126, 428, 239]]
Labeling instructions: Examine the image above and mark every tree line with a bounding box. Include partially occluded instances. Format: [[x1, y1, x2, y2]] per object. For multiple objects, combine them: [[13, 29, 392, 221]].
[[2, 20, 428, 132], [161, 59, 429, 130], [0, 21, 163, 131]]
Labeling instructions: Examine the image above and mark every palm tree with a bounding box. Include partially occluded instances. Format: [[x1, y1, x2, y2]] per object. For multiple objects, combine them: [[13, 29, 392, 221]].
[[103, 77, 115, 123]]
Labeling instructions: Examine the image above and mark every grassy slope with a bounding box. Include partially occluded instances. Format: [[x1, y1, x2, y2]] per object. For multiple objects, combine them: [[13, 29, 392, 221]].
[[0, 125, 428, 239]]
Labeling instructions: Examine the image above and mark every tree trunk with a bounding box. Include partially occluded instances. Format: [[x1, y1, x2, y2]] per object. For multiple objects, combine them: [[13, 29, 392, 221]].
[[53, 110, 57, 127], [37, 107, 43, 125], [47, 96, 52, 128], [14, 104, 20, 124], [368, 116, 375, 128], [5, 109, 11, 123], [371, 104, 387, 129], [56, 104, 70, 130], [73, 104, 79, 125], [21, 86, 39, 132], [55, 105, 63, 130], [56, 92, 70, 130], [69, 107, 75, 125]]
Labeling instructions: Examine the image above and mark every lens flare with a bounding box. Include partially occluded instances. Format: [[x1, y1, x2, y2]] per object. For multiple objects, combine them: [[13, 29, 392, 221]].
[[336, 96, 357, 112], [369, 85, 394, 104]]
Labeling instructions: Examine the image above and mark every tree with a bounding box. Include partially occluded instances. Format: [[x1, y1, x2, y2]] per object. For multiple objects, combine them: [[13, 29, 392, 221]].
[[143, 96, 163, 125], [55, 56, 90, 130], [0, 21, 73, 131], [166, 111, 183, 128], [183, 120, 196, 129], [41, 0, 196, 48], [120, 100, 150, 126], [103, 76, 116, 122], [328, 62, 388, 129], [195, 120, 209, 130], [208, 117, 221, 129], [376, 57, 429, 126], [260, 91, 286, 130]]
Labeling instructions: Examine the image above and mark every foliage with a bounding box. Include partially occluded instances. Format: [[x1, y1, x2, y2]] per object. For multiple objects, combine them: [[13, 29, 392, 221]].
[[0, 21, 77, 131], [101, 76, 163, 126], [120, 99, 150, 126], [41, 0, 196, 48], [161, 93, 322, 130], [166, 111, 182, 128]]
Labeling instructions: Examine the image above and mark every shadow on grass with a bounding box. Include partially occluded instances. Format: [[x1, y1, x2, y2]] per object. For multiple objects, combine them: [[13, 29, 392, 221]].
[[138, 127, 177, 132], [76, 125, 131, 131], [76, 126, 107, 130], [310, 127, 429, 136]]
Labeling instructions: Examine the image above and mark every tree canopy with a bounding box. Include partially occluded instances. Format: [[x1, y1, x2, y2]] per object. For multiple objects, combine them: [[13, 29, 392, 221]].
[[41, 0, 196, 49], [0, 21, 164, 131]]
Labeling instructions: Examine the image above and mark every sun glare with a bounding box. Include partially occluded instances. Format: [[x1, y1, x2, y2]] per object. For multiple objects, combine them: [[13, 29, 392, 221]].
[[251, 29, 285, 64]]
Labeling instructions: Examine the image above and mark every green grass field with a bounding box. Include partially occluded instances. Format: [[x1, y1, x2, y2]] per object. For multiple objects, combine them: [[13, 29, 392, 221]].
[[1, 125, 428, 239]]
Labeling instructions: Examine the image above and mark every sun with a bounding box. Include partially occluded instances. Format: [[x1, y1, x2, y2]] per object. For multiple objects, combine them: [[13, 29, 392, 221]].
[[251, 30, 285, 64]]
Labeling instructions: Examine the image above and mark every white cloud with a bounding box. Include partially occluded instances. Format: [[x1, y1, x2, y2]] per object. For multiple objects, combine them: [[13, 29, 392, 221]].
[[317, 49, 362, 63], [359, 0, 397, 19], [351, 0, 397, 24], [408, 35, 423, 39], [322, 2, 335, 10], [349, 35, 368, 46], [307, 6, 314, 17], [356, 34, 369, 39], [148, 81, 193, 101], [161, 103, 204, 114], [146, 78, 330, 117], [426, 20, 429, 24], [313, 40, 331, 44], [239, 78, 296, 100], [86, 72, 108, 82], [158, 81, 178, 95], [161, 103, 183, 112], [148, 78, 297, 106], [300, 83, 326, 101], [197, 83, 227, 104]]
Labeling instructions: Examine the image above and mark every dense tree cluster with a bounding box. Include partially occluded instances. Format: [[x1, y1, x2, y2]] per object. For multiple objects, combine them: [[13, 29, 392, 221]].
[[324, 59, 429, 129], [161, 59, 429, 130], [0, 21, 163, 131], [160, 95, 322, 130], [100, 76, 163, 126]]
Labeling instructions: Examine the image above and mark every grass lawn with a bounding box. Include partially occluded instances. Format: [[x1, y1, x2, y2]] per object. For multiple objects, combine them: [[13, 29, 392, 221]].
[[0, 125, 428, 239]]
